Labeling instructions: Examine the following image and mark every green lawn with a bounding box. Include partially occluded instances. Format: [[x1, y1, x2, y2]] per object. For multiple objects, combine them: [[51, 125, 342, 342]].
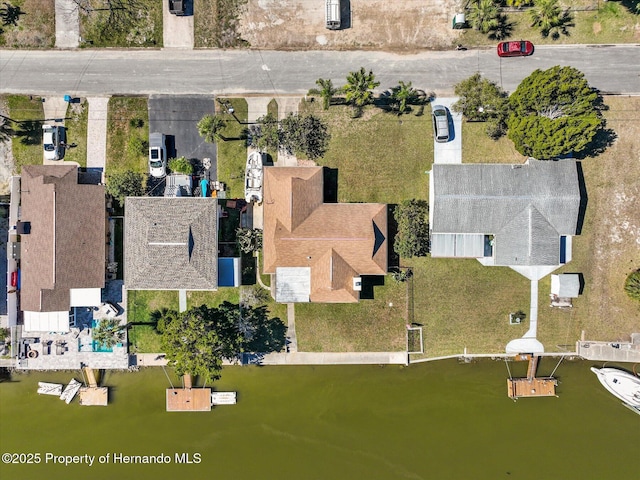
[[300, 101, 432, 204], [216, 98, 248, 198], [295, 278, 408, 352], [79, 0, 163, 47], [462, 3, 640, 47], [461, 121, 525, 164], [3, 95, 44, 173], [63, 99, 88, 167], [106, 97, 149, 174]]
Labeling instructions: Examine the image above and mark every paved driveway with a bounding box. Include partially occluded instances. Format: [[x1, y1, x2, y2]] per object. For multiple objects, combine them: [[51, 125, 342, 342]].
[[148, 95, 217, 179], [432, 97, 462, 164]]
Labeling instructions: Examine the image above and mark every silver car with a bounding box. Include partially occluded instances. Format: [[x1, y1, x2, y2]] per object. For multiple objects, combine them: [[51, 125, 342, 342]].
[[148, 132, 167, 178], [431, 105, 450, 143]]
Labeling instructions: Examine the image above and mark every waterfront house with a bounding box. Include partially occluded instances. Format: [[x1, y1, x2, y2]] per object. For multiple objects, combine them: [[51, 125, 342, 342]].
[[262, 166, 387, 303], [429, 159, 582, 267], [19, 165, 106, 332], [124, 197, 219, 290]]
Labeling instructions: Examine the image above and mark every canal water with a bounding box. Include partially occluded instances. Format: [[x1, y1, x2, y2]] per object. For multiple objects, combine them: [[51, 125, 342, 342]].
[[0, 358, 638, 480]]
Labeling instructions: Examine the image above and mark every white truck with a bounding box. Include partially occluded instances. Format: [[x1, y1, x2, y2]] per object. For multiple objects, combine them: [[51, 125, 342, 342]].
[[325, 0, 341, 30]]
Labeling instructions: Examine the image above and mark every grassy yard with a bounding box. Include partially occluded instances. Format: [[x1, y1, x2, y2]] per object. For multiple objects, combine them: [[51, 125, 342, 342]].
[[106, 97, 149, 174], [3, 95, 44, 173], [79, 0, 163, 47], [216, 98, 248, 199], [127, 290, 179, 353], [0, 0, 55, 48], [194, 0, 249, 48], [462, 2, 640, 47], [299, 101, 432, 204], [421, 95, 640, 358], [290, 101, 431, 351], [295, 278, 408, 352], [63, 99, 89, 167]]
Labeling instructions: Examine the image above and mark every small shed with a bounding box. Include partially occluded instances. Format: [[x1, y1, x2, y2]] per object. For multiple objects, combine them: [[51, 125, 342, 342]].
[[551, 274, 580, 298], [550, 274, 580, 308]]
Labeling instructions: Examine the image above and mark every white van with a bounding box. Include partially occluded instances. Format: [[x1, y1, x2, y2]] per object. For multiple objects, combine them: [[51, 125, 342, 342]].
[[325, 0, 341, 30]]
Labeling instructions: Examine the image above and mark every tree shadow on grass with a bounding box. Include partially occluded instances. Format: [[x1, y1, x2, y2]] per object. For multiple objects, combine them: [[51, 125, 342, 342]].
[[15, 120, 42, 146], [488, 14, 515, 41], [575, 125, 617, 160]]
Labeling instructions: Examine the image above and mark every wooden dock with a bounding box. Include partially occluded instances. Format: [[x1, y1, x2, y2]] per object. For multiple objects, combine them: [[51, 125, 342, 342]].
[[166, 374, 211, 412], [78, 367, 108, 406], [507, 354, 558, 399]]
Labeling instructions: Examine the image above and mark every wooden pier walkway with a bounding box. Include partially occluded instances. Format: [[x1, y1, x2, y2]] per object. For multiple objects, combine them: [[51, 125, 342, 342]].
[[507, 354, 557, 399]]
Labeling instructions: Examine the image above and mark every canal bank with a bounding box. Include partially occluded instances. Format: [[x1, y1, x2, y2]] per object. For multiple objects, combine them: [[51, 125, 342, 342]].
[[1, 359, 638, 480]]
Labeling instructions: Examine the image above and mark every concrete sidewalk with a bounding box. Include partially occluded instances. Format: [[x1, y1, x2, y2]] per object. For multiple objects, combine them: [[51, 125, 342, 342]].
[[54, 0, 80, 48], [86, 97, 109, 171]]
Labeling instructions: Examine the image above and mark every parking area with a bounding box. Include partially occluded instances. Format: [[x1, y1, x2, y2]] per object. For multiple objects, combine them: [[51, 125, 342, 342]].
[[148, 95, 218, 179], [432, 97, 462, 164]]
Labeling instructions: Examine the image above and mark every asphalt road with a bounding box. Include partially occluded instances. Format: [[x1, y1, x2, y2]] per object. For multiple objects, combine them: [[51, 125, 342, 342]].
[[1, 46, 638, 96]]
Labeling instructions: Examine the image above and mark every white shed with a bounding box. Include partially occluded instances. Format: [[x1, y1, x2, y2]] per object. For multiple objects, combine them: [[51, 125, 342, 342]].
[[551, 274, 580, 298]]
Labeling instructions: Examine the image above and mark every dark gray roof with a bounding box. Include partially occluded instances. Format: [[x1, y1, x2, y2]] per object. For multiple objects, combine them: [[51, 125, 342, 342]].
[[124, 197, 218, 290], [432, 159, 581, 266]]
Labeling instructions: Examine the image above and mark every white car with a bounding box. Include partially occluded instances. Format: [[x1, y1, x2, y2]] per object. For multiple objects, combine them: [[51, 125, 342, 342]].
[[431, 105, 451, 143], [42, 125, 65, 160], [148, 132, 167, 178]]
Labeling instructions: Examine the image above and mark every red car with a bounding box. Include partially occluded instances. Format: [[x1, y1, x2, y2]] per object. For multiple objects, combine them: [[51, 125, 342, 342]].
[[497, 40, 534, 57]]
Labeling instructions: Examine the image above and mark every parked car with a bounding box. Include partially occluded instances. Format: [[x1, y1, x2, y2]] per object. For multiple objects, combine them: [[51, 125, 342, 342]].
[[42, 125, 65, 160], [431, 105, 450, 143], [168, 0, 185, 16], [497, 40, 534, 57], [149, 133, 167, 178]]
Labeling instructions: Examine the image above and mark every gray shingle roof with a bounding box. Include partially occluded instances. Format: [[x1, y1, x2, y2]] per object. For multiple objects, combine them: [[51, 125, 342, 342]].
[[432, 159, 581, 266], [124, 197, 218, 290]]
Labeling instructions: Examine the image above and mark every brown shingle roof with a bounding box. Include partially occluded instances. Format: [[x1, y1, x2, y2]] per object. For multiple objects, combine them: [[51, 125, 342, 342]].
[[263, 166, 387, 303], [20, 165, 106, 312]]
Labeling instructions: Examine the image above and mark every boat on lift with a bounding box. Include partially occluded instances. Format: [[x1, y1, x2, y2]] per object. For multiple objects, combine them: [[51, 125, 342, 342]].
[[590, 367, 640, 415], [245, 151, 264, 203]]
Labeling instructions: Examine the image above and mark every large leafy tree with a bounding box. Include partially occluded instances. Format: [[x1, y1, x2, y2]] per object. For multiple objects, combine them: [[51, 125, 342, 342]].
[[279, 113, 330, 160], [106, 170, 145, 204], [197, 114, 226, 143], [452, 73, 509, 139], [254, 113, 280, 152], [393, 199, 430, 258], [343, 67, 380, 117], [467, 0, 501, 34], [160, 303, 285, 383], [507, 66, 604, 159]]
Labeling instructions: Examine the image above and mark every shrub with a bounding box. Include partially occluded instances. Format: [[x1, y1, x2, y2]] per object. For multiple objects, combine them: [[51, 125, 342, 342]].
[[168, 156, 194, 175], [127, 135, 147, 157], [393, 200, 430, 258], [624, 269, 640, 302]]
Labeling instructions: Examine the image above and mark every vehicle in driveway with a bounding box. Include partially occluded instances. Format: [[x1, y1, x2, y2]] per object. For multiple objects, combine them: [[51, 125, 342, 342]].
[[42, 125, 65, 160], [168, 0, 186, 15], [149, 132, 167, 178], [497, 40, 534, 57], [431, 105, 450, 143]]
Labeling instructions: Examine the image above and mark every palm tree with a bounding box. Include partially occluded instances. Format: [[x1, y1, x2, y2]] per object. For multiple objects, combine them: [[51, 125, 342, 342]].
[[309, 78, 339, 110], [343, 67, 380, 117], [390, 81, 418, 115], [529, 0, 563, 37], [467, 0, 501, 34], [92, 319, 124, 350], [197, 114, 226, 143]]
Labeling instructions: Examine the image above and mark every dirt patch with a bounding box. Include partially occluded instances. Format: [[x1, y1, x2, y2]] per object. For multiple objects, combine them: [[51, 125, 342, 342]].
[[592, 21, 602, 35], [238, 0, 464, 51], [0, 98, 15, 196], [579, 96, 640, 339]]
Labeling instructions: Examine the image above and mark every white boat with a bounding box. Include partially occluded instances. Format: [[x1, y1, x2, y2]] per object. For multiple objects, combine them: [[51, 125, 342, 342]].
[[211, 391, 237, 405], [591, 367, 640, 414], [59, 378, 82, 404], [37, 382, 63, 396], [245, 151, 264, 203]]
